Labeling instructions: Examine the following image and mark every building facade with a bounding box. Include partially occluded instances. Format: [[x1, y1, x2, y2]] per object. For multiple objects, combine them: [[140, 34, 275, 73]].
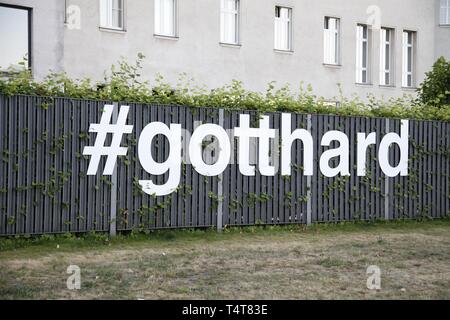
[[0, 0, 449, 101]]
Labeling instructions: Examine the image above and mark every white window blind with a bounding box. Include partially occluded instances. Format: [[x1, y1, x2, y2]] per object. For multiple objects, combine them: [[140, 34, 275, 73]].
[[441, 0, 450, 25], [220, 0, 239, 44], [402, 31, 415, 87], [324, 17, 340, 65], [100, 0, 124, 29], [356, 24, 369, 84], [274, 7, 292, 51], [155, 0, 176, 36], [380, 28, 393, 86]]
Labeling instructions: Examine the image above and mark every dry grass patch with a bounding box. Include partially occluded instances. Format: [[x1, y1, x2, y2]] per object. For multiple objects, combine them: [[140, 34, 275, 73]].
[[0, 221, 449, 299]]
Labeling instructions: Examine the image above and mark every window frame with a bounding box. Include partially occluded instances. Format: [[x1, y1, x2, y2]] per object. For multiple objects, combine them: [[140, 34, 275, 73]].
[[154, 0, 178, 38], [99, 0, 125, 31], [220, 0, 240, 45], [402, 30, 416, 88], [356, 24, 371, 85], [440, 0, 450, 26], [379, 27, 395, 86], [0, 3, 32, 72], [274, 6, 293, 52], [323, 16, 340, 65]]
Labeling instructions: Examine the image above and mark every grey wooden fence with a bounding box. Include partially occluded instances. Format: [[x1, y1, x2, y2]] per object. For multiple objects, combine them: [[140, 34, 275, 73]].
[[0, 94, 449, 236]]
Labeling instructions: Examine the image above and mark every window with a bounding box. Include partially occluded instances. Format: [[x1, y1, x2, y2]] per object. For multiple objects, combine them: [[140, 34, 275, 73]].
[[274, 6, 292, 51], [155, 0, 177, 37], [402, 30, 416, 88], [0, 4, 31, 71], [100, 0, 124, 30], [441, 0, 450, 25], [220, 0, 239, 44], [380, 28, 394, 86], [356, 24, 370, 84], [324, 17, 340, 65]]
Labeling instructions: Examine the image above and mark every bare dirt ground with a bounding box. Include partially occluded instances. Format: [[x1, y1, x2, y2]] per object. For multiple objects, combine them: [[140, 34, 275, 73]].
[[0, 220, 449, 299]]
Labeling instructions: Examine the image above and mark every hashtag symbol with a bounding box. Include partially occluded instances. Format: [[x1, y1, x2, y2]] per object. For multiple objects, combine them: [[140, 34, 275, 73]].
[[83, 104, 133, 175]]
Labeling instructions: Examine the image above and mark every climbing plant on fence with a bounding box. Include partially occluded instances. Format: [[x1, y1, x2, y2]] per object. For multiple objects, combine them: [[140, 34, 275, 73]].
[[0, 94, 449, 236]]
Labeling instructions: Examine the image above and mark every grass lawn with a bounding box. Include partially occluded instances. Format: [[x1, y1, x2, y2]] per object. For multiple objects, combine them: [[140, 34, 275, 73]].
[[0, 220, 449, 300]]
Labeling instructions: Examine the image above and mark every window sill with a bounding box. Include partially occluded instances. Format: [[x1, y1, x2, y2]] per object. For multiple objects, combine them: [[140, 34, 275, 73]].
[[323, 63, 342, 68], [1, 68, 31, 77], [219, 42, 241, 48], [379, 85, 396, 89], [401, 86, 417, 91], [154, 34, 179, 40], [274, 49, 294, 54], [355, 82, 373, 87], [99, 27, 126, 33], [438, 24, 450, 27]]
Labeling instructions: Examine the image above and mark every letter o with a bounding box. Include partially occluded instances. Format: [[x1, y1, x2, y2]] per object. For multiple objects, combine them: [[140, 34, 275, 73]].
[[189, 124, 231, 176]]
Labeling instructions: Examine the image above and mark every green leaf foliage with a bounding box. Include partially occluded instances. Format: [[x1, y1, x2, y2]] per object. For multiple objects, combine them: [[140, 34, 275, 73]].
[[0, 54, 449, 122], [417, 56, 450, 108]]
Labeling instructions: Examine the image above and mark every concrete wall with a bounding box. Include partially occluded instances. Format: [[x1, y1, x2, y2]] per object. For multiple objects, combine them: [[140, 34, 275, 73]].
[[2, 0, 446, 101]]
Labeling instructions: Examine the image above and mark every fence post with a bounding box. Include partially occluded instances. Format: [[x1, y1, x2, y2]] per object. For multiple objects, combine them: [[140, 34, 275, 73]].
[[306, 114, 312, 226], [217, 109, 225, 232], [384, 118, 390, 221], [109, 102, 118, 237]]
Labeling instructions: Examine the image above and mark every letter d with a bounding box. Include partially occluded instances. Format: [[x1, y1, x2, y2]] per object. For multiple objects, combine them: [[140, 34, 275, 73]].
[[379, 120, 409, 177]]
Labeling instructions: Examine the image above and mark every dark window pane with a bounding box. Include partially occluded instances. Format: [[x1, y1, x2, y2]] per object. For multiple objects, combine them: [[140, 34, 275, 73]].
[[335, 33, 339, 62], [385, 45, 390, 69], [407, 31, 413, 44], [0, 6, 29, 70], [112, 9, 122, 28], [408, 47, 412, 72], [362, 42, 367, 68]]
